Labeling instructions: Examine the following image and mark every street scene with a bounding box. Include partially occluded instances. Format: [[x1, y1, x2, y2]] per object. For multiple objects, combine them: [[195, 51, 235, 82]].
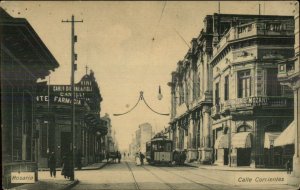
[[1, 1, 300, 190]]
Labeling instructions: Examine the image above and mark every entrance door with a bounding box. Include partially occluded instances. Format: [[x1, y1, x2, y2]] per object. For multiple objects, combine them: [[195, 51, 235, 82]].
[[224, 148, 229, 165], [61, 132, 72, 157], [237, 148, 251, 166]]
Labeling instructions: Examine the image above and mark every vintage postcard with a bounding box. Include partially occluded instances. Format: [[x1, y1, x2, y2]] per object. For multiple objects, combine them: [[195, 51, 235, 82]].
[[1, 1, 299, 190]]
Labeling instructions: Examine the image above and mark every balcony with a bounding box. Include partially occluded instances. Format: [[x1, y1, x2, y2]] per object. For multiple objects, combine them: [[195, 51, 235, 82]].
[[213, 21, 294, 56], [211, 96, 293, 118], [278, 59, 299, 83]]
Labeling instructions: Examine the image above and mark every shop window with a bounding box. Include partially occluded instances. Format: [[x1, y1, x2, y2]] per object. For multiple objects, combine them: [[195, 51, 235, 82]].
[[238, 70, 251, 98]]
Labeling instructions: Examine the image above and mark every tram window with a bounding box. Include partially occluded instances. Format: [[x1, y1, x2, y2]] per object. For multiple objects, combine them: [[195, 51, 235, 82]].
[[165, 143, 171, 151], [152, 144, 158, 151]]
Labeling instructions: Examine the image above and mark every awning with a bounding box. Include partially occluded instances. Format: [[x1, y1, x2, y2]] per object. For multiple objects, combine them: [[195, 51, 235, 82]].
[[264, 132, 281, 148], [274, 121, 295, 146], [214, 134, 229, 149], [231, 132, 252, 148]]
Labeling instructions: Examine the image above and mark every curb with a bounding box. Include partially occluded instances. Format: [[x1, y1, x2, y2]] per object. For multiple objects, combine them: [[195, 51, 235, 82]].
[[38, 162, 108, 172], [62, 179, 79, 190]]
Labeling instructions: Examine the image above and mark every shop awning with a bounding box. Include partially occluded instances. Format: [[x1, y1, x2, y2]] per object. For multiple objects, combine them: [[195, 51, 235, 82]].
[[231, 132, 252, 148], [264, 132, 281, 148], [214, 134, 229, 149], [274, 121, 295, 147]]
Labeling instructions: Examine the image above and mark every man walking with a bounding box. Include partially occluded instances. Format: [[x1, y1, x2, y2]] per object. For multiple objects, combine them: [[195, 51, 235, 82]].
[[48, 152, 56, 178], [139, 152, 145, 165], [286, 159, 292, 174]]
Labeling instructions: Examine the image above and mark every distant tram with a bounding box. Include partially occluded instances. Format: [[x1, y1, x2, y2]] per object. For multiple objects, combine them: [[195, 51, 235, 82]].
[[146, 136, 173, 165]]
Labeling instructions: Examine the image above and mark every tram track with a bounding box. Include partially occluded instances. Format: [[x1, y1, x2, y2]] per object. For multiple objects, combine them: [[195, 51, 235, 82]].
[[141, 165, 176, 190], [125, 161, 140, 190], [154, 166, 216, 190]]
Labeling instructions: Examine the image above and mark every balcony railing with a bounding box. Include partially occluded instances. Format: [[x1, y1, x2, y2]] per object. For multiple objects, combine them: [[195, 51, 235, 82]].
[[213, 21, 294, 56], [212, 96, 293, 117]]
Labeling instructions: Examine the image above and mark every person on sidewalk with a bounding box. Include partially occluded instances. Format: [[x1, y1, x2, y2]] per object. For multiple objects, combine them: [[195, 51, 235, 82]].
[[117, 151, 122, 163], [139, 152, 145, 165], [286, 159, 292, 174], [76, 151, 82, 170], [48, 152, 56, 178]]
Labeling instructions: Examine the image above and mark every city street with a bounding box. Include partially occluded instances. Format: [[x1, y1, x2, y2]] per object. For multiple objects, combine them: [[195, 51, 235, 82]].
[[71, 159, 295, 190]]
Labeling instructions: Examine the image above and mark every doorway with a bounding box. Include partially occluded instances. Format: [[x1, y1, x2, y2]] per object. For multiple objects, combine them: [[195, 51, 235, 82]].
[[237, 148, 251, 166], [61, 132, 72, 157]]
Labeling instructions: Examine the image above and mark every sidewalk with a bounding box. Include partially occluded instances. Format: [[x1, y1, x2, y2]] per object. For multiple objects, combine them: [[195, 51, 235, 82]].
[[38, 161, 108, 171], [185, 162, 286, 171], [11, 161, 107, 190]]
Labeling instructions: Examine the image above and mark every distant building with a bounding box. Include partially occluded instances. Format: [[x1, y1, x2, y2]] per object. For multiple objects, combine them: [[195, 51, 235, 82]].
[[1, 8, 59, 188], [101, 113, 117, 154], [139, 123, 153, 154]]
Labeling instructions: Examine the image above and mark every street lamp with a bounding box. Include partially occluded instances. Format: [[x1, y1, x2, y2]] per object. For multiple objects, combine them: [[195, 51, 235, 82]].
[[157, 85, 163, 100]]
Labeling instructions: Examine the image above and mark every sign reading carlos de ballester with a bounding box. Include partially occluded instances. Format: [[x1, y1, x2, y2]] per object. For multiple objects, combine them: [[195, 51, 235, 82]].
[[11, 172, 35, 183]]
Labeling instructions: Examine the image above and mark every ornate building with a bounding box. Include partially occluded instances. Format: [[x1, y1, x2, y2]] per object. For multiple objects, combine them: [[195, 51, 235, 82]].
[[210, 15, 294, 168], [168, 14, 293, 163], [35, 71, 108, 167], [277, 1, 300, 184], [1, 8, 59, 188]]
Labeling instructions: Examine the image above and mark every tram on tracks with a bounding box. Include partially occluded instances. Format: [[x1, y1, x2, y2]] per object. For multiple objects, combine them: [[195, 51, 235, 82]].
[[146, 135, 173, 165]]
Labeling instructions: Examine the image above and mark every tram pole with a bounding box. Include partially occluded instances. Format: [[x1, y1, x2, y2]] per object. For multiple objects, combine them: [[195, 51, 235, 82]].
[[62, 15, 83, 181]]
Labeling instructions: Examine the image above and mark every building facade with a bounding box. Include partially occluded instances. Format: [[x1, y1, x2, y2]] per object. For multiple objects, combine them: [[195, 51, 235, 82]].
[[35, 71, 108, 167], [101, 113, 117, 154], [168, 13, 296, 167], [1, 8, 59, 188], [277, 1, 300, 183], [210, 15, 294, 168]]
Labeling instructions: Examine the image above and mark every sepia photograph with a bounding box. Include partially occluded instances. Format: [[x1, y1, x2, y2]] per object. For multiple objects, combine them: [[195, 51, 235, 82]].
[[1, 1, 299, 189]]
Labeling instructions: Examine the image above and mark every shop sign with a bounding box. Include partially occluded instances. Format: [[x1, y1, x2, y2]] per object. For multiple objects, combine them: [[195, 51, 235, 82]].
[[11, 172, 35, 183]]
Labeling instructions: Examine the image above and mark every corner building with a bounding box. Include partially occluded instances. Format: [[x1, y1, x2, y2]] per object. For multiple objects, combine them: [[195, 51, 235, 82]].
[[35, 71, 108, 167], [210, 15, 295, 168], [1, 8, 59, 188]]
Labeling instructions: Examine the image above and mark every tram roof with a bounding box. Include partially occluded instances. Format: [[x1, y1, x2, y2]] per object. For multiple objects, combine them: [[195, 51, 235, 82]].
[[150, 137, 172, 142]]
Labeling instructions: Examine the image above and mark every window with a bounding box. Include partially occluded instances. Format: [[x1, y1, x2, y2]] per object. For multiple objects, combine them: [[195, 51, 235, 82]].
[[215, 82, 220, 105], [238, 70, 251, 98], [224, 75, 229, 100], [267, 68, 282, 96]]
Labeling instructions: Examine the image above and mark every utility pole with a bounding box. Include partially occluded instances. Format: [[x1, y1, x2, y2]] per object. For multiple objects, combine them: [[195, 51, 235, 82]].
[[62, 15, 83, 181]]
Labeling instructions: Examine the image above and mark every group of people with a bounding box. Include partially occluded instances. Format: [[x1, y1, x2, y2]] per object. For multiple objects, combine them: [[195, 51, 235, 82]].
[[106, 150, 122, 163], [173, 150, 187, 165], [135, 152, 145, 166], [48, 151, 80, 180]]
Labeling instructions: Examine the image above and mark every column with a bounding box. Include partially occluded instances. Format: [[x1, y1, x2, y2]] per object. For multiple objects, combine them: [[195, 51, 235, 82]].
[[200, 105, 213, 164], [293, 84, 300, 177]]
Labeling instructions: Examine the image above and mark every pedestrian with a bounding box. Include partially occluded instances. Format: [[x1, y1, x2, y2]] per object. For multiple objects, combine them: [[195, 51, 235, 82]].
[[124, 152, 126, 158], [128, 153, 130, 157], [76, 151, 82, 170], [48, 152, 56, 178], [286, 159, 292, 174], [61, 155, 68, 179], [117, 151, 122, 163], [139, 152, 145, 165], [135, 152, 141, 166]]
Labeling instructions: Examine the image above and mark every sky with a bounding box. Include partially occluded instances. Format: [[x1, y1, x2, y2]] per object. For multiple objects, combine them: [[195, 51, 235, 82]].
[[0, 1, 295, 151]]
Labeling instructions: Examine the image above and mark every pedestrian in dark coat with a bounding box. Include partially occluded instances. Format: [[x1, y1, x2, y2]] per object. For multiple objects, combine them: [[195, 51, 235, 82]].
[[117, 151, 122, 163], [286, 159, 292, 174], [76, 151, 82, 170], [48, 152, 56, 177], [139, 152, 145, 165]]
